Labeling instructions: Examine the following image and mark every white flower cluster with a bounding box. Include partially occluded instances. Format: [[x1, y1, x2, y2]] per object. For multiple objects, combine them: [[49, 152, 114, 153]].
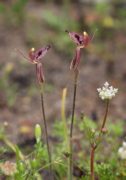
[[97, 82, 118, 100], [118, 142, 126, 160], [0, 161, 16, 176]]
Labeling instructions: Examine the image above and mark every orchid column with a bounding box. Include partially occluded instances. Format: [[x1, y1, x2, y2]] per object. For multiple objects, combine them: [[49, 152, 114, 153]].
[[66, 30, 90, 180], [17, 46, 53, 179]]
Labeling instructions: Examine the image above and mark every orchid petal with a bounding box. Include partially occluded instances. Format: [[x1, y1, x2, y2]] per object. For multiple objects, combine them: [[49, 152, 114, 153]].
[[35, 45, 51, 61], [70, 47, 81, 71], [36, 63, 45, 83], [83, 32, 90, 47], [16, 48, 32, 62], [29, 48, 36, 63], [66, 30, 84, 46]]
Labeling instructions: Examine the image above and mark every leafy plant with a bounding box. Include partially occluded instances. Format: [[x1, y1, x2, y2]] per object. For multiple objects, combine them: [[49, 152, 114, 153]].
[[0, 0, 28, 27], [0, 64, 18, 108]]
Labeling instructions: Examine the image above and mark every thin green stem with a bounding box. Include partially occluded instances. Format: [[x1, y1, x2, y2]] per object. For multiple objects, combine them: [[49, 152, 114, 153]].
[[61, 88, 70, 179], [69, 70, 79, 180], [40, 86, 53, 180], [3, 138, 24, 160], [61, 88, 69, 150], [90, 99, 110, 180]]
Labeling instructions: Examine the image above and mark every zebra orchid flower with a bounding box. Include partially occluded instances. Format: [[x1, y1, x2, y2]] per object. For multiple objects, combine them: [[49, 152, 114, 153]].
[[16, 45, 51, 64], [66, 30, 90, 48], [28, 45, 51, 64], [66, 30, 90, 71], [16, 45, 51, 83]]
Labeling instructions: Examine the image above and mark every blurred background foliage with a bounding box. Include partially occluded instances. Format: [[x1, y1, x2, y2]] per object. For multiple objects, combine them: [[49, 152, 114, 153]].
[[0, 1, 126, 178], [0, 0, 125, 135], [0, 0, 126, 52]]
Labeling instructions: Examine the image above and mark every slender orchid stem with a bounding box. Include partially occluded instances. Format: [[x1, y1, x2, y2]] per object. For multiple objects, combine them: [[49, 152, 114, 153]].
[[69, 70, 79, 180], [40, 85, 53, 180], [100, 99, 109, 132]]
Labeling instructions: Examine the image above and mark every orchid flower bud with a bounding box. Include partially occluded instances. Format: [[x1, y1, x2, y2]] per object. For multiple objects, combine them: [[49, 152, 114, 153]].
[[35, 124, 42, 143]]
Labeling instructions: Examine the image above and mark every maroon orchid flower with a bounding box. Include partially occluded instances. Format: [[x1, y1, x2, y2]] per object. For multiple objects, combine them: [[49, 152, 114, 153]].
[[16, 45, 51, 83], [66, 30, 91, 71]]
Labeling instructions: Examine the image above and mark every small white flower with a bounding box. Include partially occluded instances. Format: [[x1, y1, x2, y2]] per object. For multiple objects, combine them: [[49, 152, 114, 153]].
[[97, 82, 118, 100], [123, 142, 126, 149], [0, 161, 17, 175], [118, 141, 126, 160]]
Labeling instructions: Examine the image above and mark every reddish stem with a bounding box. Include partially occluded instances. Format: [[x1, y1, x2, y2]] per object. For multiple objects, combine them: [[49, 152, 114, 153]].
[[100, 100, 109, 132], [69, 70, 79, 180]]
